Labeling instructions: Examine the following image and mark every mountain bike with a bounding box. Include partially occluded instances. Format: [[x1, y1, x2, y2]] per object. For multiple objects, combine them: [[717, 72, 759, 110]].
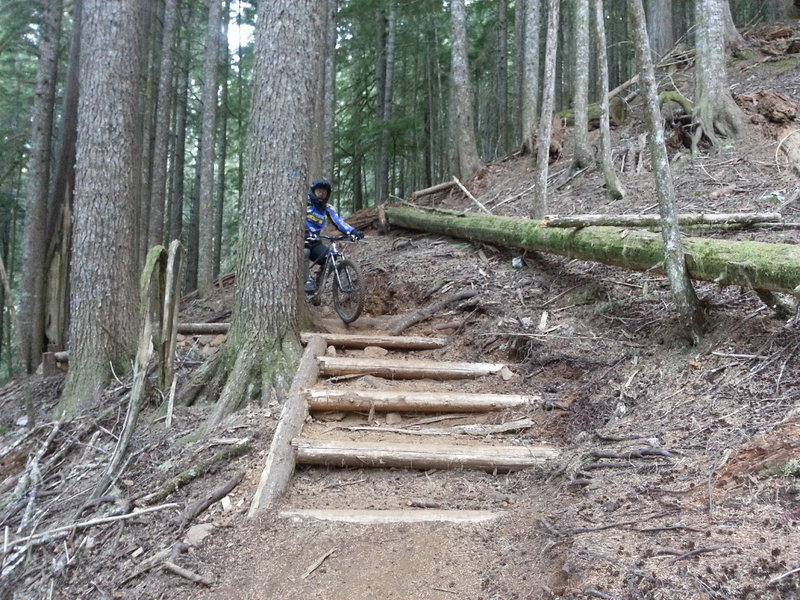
[[305, 234, 365, 324]]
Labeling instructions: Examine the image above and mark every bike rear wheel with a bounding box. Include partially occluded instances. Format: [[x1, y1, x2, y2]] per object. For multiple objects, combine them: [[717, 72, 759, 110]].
[[332, 259, 364, 323]]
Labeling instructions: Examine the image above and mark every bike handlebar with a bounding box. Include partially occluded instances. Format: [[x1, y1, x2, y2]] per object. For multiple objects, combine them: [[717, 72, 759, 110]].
[[306, 233, 360, 242]]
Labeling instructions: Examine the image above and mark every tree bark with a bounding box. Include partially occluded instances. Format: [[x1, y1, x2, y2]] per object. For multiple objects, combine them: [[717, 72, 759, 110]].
[[449, 0, 483, 180], [375, 3, 396, 205], [385, 205, 800, 297], [693, 0, 745, 151], [521, 0, 542, 153], [645, 0, 674, 59], [593, 0, 625, 200], [531, 0, 559, 218], [148, 0, 179, 250], [630, 0, 704, 343], [194, 0, 324, 435], [19, 0, 63, 373], [571, 0, 592, 171], [196, 0, 222, 296], [59, 0, 144, 417]]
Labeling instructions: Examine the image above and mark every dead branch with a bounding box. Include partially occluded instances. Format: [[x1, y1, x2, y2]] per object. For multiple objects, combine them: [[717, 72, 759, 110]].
[[179, 470, 244, 528], [453, 176, 491, 214], [138, 443, 250, 506], [666, 546, 725, 563], [177, 323, 230, 335], [163, 561, 214, 586], [4, 503, 179, 553], [411, 180, 456, 199], [301, 547, 337, 579], [585, 448, 677, 460], [387, 289, 479, 336]]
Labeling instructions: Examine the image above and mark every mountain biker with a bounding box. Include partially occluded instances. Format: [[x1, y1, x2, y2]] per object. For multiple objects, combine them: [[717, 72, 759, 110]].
[[304, 178, 364, 293]]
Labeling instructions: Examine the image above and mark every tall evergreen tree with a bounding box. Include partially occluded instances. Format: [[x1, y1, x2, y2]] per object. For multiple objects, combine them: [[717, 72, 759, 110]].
[[19, 0, 63, 374], [196, 0, 323, 432], [59, 0, 145, 416], [449, 0, 483, 180]]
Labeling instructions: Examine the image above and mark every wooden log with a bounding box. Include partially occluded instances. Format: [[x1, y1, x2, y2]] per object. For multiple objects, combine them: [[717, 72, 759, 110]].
[[300, 332, 448, 350], [385, 205, 800, 296], [247, 335, 328, 516], [318, 356, 505, 380], [179, 470, 244, 528], [541, 212, 783, 229], [387, 289, 479, 336], [411, 180, 457, 199], [305, 389, 540, 413], [177, 323, 230, 334], [292, 439, 558, 472], [279, 509, 500, 524]]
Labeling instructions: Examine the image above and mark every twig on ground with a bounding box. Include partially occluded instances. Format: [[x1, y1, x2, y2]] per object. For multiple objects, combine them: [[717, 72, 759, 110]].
[[301, 547, 337, 579], [163, 561, 214, 586]]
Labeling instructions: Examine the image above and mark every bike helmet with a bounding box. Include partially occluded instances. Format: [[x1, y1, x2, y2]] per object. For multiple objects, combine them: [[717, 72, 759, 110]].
[[309, 178, 332, 209]]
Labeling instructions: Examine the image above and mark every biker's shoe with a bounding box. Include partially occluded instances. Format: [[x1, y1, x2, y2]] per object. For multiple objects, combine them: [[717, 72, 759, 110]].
[[304, 277, 317, 293]]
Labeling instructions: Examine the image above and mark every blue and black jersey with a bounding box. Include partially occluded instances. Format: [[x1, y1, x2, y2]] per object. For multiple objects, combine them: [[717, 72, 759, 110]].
[[305, 196, 355, 238]]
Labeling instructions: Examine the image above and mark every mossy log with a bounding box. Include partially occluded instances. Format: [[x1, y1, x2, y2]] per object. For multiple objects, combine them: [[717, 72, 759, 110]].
[[385, 205, 800, 295]]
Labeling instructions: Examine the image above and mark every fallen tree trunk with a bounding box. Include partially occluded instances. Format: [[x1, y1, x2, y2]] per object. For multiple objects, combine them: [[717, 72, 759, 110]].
[[177, 323, 230, 334], [385, 205, 800, 295], [542, 212, 783, 228], [318, 356, 505, 380], [411, 180, 456, 199]]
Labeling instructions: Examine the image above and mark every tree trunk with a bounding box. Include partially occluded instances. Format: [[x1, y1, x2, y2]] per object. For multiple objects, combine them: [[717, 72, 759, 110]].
[[495, 0, 509, 155], [323, 0, 338, 179], [375, 3, 396, 204], [521, 0, 542, 153], [196, 0, 222, 296], [148, 0, 179, 250], [594, 0, 625, 200], [19, 0, 63, 374], [645, 0, 674, 58], [213, 0, 230, 278], [45, 0, 83, 352], [693, 0, 745, 151], [168, 26, 190, 245], [627, 0, 705, 342], [531, 0, 559, 218], [571, 0, 592, 171], [385, 205, 800, 297], [195, 0, 324, 434], [59, 0, 144, 417], [449, 0, 483, 180]]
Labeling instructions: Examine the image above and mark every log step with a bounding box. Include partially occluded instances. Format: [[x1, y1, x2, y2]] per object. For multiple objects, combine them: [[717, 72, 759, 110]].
[[318, 356, 505, 380], [301, 332, 448, 350], [305, 389, 540, 413], [292, 439, 558, 472], [279, 509, 501, 524]]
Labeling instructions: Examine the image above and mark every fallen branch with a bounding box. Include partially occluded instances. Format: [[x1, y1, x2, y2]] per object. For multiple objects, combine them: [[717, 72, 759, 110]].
[[453, 176, 491, 214], [138, 443, 250, 506], [585, 448, 677, 461], [301, 547, 337, 579], [163, 561, 214, 586], [180, 470, 244, 528], [177, 323, 230, 335], [387, 289, 478, 336], [4, 503, 179, 552], [411, 180, 456, 199]]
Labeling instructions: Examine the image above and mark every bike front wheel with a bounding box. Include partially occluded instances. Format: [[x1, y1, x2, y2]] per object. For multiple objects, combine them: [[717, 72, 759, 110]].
[[332, 259, 364, 323]]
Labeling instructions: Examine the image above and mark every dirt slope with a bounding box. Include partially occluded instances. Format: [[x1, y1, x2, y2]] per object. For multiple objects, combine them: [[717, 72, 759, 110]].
[[2, 21, 800, 600]]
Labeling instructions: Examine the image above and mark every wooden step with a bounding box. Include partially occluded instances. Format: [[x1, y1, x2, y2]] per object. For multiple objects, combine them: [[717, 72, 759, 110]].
[[301, 332, 448, 350], [279, 509, 501, 524], [305, 389, 540, 413], [292, 439, 558, 472], [318, 356, 506, 380]]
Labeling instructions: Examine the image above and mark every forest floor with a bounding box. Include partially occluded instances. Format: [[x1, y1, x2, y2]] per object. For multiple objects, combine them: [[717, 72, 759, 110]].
[[2, 21, 800, 600]]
